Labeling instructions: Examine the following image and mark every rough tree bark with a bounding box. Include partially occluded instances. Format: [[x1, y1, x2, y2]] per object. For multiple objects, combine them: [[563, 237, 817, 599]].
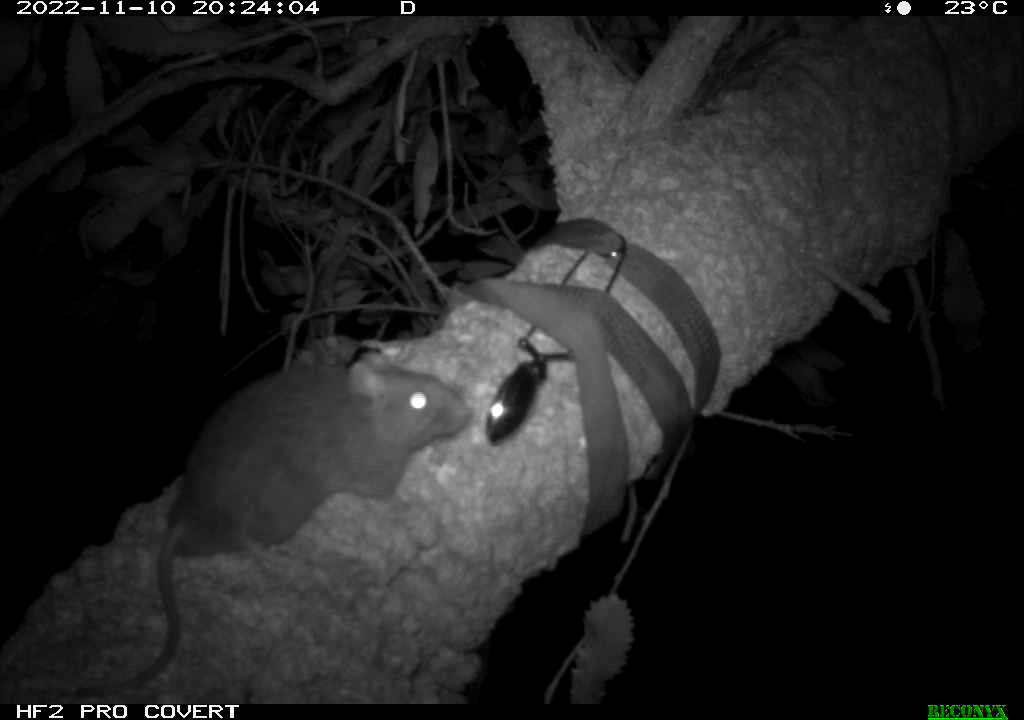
[[1, 16, 1020, 703]]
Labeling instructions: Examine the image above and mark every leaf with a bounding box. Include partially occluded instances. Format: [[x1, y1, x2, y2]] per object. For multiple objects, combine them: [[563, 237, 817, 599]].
[[474, 234, 524, 265], [79, 166, 187, 253], [570, 595, 634, 704], [46, 151, 86, 193], [459, 260, 514, 282], [83, 17, 249, 59], [941, 228, 985, 352], [147, 197, 187, 259], [500, 164, 557, 210], [451, 196, 523, 227], [771, 339, 844, 408], [428, 260, 461, 277], [413, 126, 440, 234], [66, 22, 105, 120], [163, 180, 217, 258], [0, 98, 32, 139], [328, 285, 369, 311], [0, 18, 34, 93], [85, 165, 181, 196], [261, 262, 309, 297], [452, 44, 480, 106]]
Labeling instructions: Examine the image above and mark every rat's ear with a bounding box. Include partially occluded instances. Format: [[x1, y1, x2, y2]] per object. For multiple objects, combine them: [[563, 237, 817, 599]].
[[348, 354, 387, 397]]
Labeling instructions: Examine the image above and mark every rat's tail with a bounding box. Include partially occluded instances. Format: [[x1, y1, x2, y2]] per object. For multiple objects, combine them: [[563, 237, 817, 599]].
[[72, 522, 183, 698]]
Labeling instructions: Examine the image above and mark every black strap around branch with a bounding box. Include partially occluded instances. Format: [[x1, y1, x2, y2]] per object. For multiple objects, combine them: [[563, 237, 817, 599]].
[[464, 219, 720, 534]]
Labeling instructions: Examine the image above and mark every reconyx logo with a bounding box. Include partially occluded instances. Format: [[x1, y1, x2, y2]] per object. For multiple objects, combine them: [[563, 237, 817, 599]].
[[928, 708, 1007, 719]]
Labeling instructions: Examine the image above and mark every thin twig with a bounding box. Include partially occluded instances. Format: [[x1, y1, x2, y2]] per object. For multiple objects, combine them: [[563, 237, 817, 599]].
[[815, 264, 892, 323], [545, 429, 693, 704], [904, 265, 946, 410], [717, 410, 852, 440]]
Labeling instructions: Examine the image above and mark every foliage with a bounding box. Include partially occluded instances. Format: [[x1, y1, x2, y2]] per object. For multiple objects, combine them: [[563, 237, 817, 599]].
[[1, 17, 555, 352]]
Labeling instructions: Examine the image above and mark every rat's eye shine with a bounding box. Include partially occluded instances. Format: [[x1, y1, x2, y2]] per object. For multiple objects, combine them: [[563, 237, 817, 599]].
[[410, 391, 428, 410]]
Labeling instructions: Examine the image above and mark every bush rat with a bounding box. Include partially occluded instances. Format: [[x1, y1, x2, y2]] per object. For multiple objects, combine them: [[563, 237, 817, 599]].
[[76, 351, 472, 695]]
